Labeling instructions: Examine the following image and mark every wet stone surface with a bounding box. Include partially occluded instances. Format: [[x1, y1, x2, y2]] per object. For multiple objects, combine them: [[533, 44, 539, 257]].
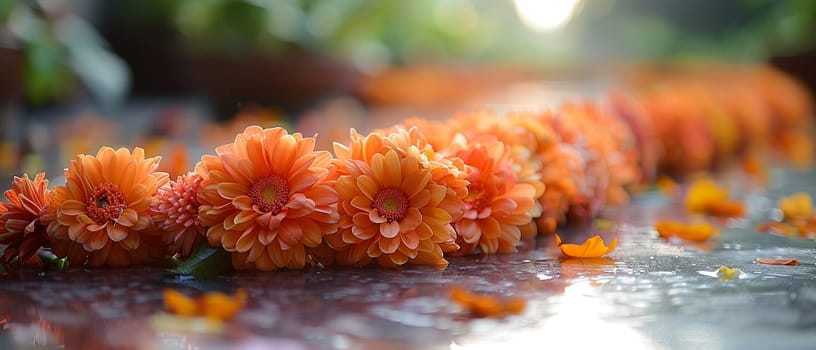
[[1, 168, 816, 349]]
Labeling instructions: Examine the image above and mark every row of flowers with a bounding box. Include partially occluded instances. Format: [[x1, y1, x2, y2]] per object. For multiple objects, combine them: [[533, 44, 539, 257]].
[[0, 64, 813, 271]]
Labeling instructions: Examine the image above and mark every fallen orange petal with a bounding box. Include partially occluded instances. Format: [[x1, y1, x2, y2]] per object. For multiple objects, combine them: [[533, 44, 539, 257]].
[[742, 156, 768, 183], [656, 175, 679, 197], [199, 289, 248, 321], [555, 234, 617, 258], [449, 287, 526, 318], [164, 289, 198, 317], [163, 289, 247, 321], [655, 220, 718, 241], [685, 178, 744, 217], [685, 178, 729, 213], [756, 258, 799, 266], [757, 221, 799, 237], [778, 192, 813, 222], [703, 200, 746, 218], [797, 219, 816, 238], [560, 257, 616, 266]]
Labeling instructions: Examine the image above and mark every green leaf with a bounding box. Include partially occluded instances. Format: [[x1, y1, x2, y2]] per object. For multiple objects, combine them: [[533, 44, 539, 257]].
[[169, 245, 232, 278], [38, 250, 69, 271]]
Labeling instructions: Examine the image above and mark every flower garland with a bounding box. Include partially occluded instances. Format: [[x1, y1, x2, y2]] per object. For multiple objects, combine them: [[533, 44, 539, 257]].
[[0, 64, 813, 271]]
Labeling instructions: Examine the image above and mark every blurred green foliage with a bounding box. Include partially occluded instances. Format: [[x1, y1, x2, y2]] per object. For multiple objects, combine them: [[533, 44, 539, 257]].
[[165, 0, 513, 66], [2, 0, 127, 105], [139, 0, 816, 66], [3, 0, 816, 104]]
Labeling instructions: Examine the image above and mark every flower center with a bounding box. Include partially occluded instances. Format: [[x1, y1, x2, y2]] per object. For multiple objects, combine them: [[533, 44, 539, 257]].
[[373, 187, 408, 222], [465, 184, 488, 210], [248, 175, 289, 214], [86, 183, 127, 224]]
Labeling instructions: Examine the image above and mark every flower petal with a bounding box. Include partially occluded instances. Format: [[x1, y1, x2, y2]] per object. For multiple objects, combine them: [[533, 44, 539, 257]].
[[357, 175, 379, 200], [217, 182, 247, 200], [379, 221, 401, 239], [107, 223, 128, 242], [378, 236, 401, 254], [556, 234, 617, 258]]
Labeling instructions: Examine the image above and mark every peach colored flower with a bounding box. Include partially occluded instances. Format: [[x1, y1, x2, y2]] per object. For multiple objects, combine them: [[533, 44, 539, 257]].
[[152, 172, 205, 258], [195, 126, 338, 270], [606, 92, 660, 182], [328, 150, 454, 268], [0, 173, 51, 266], [558, 102, 640, 205], [47, 147, 169, 267], [447, 111, 554, 238], [479, 113, 554, 237], [326, 129, 464, 268], [379, 126, 470, 223], [550, 105, 611, 220], [447, 135, 536, 255], [513, 111, 584, 235], [536, 147, 580, 235]]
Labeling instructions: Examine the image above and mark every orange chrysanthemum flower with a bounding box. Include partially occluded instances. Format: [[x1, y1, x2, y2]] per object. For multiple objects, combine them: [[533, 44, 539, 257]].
[[47, 147, 169, 267], [512, 110, 587, 235], [379, 126, 470, 223], [195, 126, 339, 270], [152, 172, 205, 258], [326, 128, 464, 268], [448, 135, 536, 255], [558, 102, 640, 205], [451, 111, 551, 238], [0, 173, 51, 266], [331, 151, 453, 267]]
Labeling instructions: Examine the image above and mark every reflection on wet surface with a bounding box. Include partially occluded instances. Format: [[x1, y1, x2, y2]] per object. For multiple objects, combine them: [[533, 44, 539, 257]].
[[2, 168, 816, 349]]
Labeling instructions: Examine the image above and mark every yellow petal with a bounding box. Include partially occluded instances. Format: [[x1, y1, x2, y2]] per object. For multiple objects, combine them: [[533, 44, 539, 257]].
[[717, 266, 741, 281]]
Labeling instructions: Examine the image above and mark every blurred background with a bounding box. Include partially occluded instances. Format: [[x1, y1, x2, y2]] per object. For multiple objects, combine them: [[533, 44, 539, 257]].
[[1, 0, 815, 182]]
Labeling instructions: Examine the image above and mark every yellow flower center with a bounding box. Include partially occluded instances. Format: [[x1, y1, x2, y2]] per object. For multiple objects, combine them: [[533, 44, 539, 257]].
[[373, 187, 408, 222], [249, 175, 289, 214], [86, 182, 126, 224]]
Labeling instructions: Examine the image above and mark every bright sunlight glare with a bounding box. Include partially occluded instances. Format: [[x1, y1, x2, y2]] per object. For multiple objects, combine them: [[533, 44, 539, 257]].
[[512, 0, 581, 32]]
